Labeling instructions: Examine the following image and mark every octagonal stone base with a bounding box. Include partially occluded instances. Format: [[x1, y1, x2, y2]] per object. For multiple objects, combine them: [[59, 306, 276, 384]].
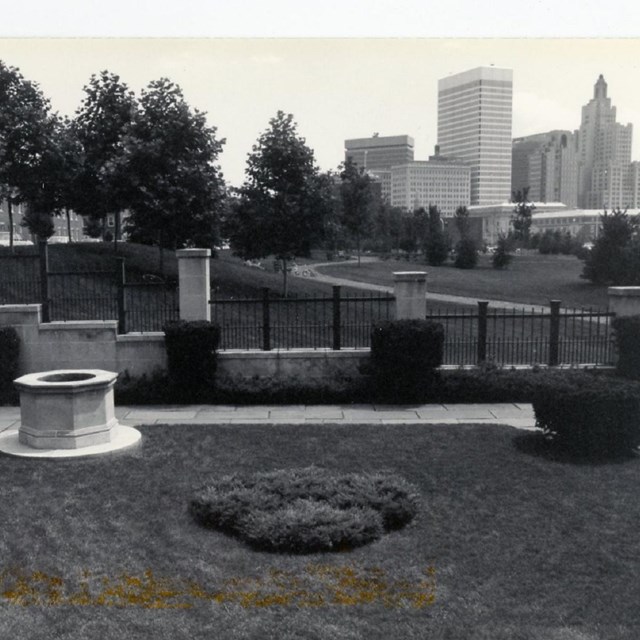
[[14, 370, 120, 450]]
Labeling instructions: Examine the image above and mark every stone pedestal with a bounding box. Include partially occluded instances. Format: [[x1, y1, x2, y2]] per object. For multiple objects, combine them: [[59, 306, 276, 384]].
[[177, 248, 211, 321], [393, 271, 427, 320], [608, 287, 640, 317], [14, 370, 119, 450]]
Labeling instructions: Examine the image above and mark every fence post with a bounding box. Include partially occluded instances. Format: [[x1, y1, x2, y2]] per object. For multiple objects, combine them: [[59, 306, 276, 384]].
[[176, 248, 211, 321], [38, 239, 50, 323], [477, 301, 488, 364], [262, 287, 271, 351], [549, 299, 561, 366], [332, 285, 341, 350], [116, 257, 126, 334], [393, 271, 427, 319]]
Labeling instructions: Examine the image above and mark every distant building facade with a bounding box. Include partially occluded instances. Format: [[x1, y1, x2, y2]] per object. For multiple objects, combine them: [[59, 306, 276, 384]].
[[577, 75, 633, 209], [390, 150, 471, 215], [531, 208, 640, 241], [437, 66, 513, 206], [0, 195, 86, 245], [512, 131, 579, 208]]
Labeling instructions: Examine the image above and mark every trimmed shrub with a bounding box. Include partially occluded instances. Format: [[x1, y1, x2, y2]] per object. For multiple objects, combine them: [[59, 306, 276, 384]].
[[532, 373, 640, 458], [163, 320, 220, 400], [0, 327, 20, 405], [370, 320, 444, 401], [612, 316, 640, 380], [190, 467, 420, 553], [492, 235, 512, 269]]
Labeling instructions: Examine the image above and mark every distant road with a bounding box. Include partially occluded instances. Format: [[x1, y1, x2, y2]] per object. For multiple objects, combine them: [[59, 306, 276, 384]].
[[309, 259, 567, 314]]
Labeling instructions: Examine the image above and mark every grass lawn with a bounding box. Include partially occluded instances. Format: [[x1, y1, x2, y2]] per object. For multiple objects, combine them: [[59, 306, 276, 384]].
[[1, 423, 639, 639], [316, 253, 610, 310]]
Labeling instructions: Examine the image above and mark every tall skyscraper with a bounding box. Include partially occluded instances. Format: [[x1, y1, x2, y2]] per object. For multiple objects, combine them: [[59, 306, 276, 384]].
[[512, 130, 579, 208], [577, 74, 633, 209], [437, 67, 513, 206]]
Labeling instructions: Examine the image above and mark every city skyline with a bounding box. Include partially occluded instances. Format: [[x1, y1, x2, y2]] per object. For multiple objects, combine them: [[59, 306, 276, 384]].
[[1, 39, 640, 188]]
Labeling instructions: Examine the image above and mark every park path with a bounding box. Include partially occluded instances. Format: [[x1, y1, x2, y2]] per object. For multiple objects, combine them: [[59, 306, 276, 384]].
[[306, 259, 553, 313]]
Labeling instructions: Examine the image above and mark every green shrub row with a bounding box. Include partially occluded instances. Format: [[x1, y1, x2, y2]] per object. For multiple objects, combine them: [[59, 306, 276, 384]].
[[115, 366, 615, 406], [190, 467, 420, 553]]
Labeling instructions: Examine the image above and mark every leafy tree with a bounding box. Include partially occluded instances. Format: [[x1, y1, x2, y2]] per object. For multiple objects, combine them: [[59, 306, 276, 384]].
[[0, 61, 53, 249], [226, 111, 330, 295], [511, 188, 535, 246], [374, 202, 404, 256], [108, 78, 226, 272], [454, 238, 478, 269], [582, 209, 639, 284], [425, 205, 449, 266], [453, 205, 477, 268], [74, 71, 137, 248], [492, 234, 512, 269], [339, 157, 375, 266]]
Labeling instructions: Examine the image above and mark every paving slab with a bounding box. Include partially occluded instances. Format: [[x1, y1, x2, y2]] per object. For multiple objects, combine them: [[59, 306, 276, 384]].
[[342, 410, 420, 421], [125, 410, 199, 422]]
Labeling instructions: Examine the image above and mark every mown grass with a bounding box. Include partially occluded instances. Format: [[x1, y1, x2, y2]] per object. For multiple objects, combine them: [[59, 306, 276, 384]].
[[316, 253, 609, 310], [1, 423, 639, 639]]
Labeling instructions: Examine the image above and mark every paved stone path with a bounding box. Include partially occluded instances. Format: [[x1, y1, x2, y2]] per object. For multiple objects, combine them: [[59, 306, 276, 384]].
[[0, 403, 537, 432]]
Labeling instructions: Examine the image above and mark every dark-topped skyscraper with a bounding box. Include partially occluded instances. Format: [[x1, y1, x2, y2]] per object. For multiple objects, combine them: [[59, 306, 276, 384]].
[[344, 134, 414, 171], [577, 74, 633, 209]]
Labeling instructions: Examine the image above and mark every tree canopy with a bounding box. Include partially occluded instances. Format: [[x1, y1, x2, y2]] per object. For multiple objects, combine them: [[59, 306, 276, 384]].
[[109, 77, 226, 253], [225, 111, 331, 295]]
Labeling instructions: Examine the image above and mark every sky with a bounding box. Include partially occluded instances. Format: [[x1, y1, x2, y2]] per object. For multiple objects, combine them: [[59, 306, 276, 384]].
[[2, 11, 640, 188]]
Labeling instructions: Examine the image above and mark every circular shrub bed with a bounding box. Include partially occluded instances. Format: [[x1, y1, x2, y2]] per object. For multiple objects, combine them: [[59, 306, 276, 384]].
[[189, 467, 420, 553]]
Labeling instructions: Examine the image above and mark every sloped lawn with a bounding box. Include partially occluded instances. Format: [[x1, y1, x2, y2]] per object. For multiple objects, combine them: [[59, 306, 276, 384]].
[[0, 422, 638, 639]]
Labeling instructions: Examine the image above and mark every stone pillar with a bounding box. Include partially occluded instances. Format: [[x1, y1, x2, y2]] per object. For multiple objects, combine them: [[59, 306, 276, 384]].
[[608, 287, 640, 317], [393, 271, 427, 320], [177, 249, 211, 322]]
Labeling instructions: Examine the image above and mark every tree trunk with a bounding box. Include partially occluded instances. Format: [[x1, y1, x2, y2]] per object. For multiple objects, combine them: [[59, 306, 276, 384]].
[[281, 258, 288, 297], [8, 198, 13, 253], [66, 208, 72, 243], [158, 229, 164, 277], [356, 232, 361, 267], [114, 211, 120, 254]]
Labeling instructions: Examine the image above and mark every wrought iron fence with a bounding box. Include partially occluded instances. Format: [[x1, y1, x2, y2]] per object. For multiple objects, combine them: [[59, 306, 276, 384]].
[[210, 286, 395, 350], [427, 301, 615, 366], [0, 248, 178, 333]]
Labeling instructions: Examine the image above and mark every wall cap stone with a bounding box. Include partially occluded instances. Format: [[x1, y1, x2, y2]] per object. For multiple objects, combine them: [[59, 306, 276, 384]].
[[40, 320, 118, 331], [117, 332, 165, 342], [393, 271, 427, 282], [176, 248, 211, 259], [608, 287, 640, 297]]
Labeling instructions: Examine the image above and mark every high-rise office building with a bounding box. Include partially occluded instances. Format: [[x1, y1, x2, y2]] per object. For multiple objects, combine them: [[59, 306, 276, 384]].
[[344, 134, 415, 203], [437, 67, 513, 206], [344, 135, 415, 172], [577, 74, 633, 209], [512, 130, 579, 208]]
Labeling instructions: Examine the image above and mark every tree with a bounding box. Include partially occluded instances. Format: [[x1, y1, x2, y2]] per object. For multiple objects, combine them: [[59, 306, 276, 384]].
[[511, 188, 535, 245], [492, 234, 512, 269], [74, 70, 137, 249], [339, 157, 375, 266], [108, 78, 226, 272], [425, 205, 449, 266], [453, 205, 478, 269], [225, 111, 329, 295], [0, 61, 53, 250], [582, 209, 639, 284]]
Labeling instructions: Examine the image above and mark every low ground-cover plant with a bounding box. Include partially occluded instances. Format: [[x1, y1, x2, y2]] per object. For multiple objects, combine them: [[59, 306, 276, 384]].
[[190, 467, 420, 553], [0, 326, 20, 405], [532, 373, 640, 459], [370, 320, 444, 402]]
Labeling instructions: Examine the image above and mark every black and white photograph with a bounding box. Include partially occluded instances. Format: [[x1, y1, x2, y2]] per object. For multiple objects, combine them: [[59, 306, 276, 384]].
[[0, 3, 639, 638]]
